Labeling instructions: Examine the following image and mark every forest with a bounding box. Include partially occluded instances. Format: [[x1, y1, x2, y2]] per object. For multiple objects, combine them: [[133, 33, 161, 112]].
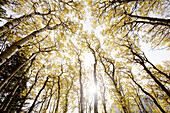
[[0, 0, 169, 113]]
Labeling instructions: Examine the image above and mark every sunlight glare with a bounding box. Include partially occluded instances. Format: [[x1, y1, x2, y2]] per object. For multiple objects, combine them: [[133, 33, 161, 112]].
[[88, 83, 97, 95]]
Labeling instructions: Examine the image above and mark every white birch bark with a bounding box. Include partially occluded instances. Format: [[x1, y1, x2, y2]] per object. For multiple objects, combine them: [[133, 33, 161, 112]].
[[0, 11, 53, 35], [0, 22, 62, 65], [0, 53, 36, 89], [0, 26, 48, 65], [0, 13, 34, 34]]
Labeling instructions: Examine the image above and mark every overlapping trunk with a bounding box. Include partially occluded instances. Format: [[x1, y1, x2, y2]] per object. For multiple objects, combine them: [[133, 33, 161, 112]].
[[0, 11, 54, 35], [130, 49, 170, 97], [28, 76, 49, 113], [0, 26, 47, 65], [0, 22, 62, 66], [54, 76, 61, 113], [100, 56, 129, 113], [1, 74, 25, 111], [18, 67, 42, 112], [0, 53, 36, 90], [129, 75, 166, 113]]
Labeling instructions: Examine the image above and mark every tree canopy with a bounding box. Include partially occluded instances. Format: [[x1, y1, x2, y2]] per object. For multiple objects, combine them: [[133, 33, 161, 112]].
[[0, 0, 169, 113]]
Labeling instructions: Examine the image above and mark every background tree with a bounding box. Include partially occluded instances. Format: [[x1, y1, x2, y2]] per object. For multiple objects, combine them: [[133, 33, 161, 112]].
[[0, 0, 169, 113], [82, 34, 100, 113], [0, 50, 29, 112], [90, 0, 170, 49]]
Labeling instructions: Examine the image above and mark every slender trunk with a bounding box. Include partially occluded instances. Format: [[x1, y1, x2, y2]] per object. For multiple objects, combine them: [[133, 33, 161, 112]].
[[86, 102, 88, 113], [131, 50, 170, 97], [45, 93, 53, 111], [0, 86, 19, 111], [0, 58, 12, 73], [112, 79, 128, 113], [78, 56, 84, 113], [133, 97, 142, 113], [100, 56, 128, 113], [131, 85, 148, 113], [18, 67, 42, 112], [0, 58, 33, 111], [45, 81, 54, 111], [127, 21, 170, 27], [84, 37, 98, 113], [93, 56, 98, 113], [130, 76, 166, 113], [39, 89, 49, 113], [0, 55, 35, 95], [63, 95, 69, 113], [55, 76, 61, 113], [78, 95, 80, 113], [136, 92, 148, 113], [0, 53, 36, 90], [89, 102, 92, 113], [126, 13, 170, 24], [110, 0, 146, 4], [143, 64, 170, 97], [55, 66, 63, 113], [103, 101, 107, 113], [146, 59, 169, 79], [0, 11, 53, 35], [28, 76, 49, 113], [0, 75, 13, 95], [1, 74, 25, 111], [39, 99, 46, 113], [52, 100, 57, 113], [63, 78, 73, 113], [101, 85, 107, 113]]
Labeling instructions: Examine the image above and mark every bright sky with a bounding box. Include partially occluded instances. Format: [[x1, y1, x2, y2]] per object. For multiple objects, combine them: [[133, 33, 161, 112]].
[[82, 11, 170, 67], [140, 42, 170, 64], [0, 2, 169, 112]]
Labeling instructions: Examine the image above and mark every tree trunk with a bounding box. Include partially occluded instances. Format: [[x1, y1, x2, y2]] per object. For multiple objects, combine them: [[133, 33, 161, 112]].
[[0, 53, 36, 90], [0, 20, 62, 65], [100, 56, 128, 113], [0, 11, 54, 35], [131, 85, 148, 113], [1, 73, 25, 111], [93, 55, 98, 113], [142, 64, 170, 97], [63, 77, 74, 113], [0, 26, 47, 65], [110, 0, 146, 4], [130, 76, 166, 113], [85, 37, 98, 113], [44, 79, 54, 111], [131, 50, 170, 97], [78, 56, 84, 113], [126, 13, 170, 24], [18, 67, 42, 112], [55, 74, 62, 113], [52, 100, 57, 113], [38, 89, 49, 113], [0, 58, 34, 111], [100, 76, 107, 113], [28, 76, 49, 113], [0, 14, 32, 34]]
